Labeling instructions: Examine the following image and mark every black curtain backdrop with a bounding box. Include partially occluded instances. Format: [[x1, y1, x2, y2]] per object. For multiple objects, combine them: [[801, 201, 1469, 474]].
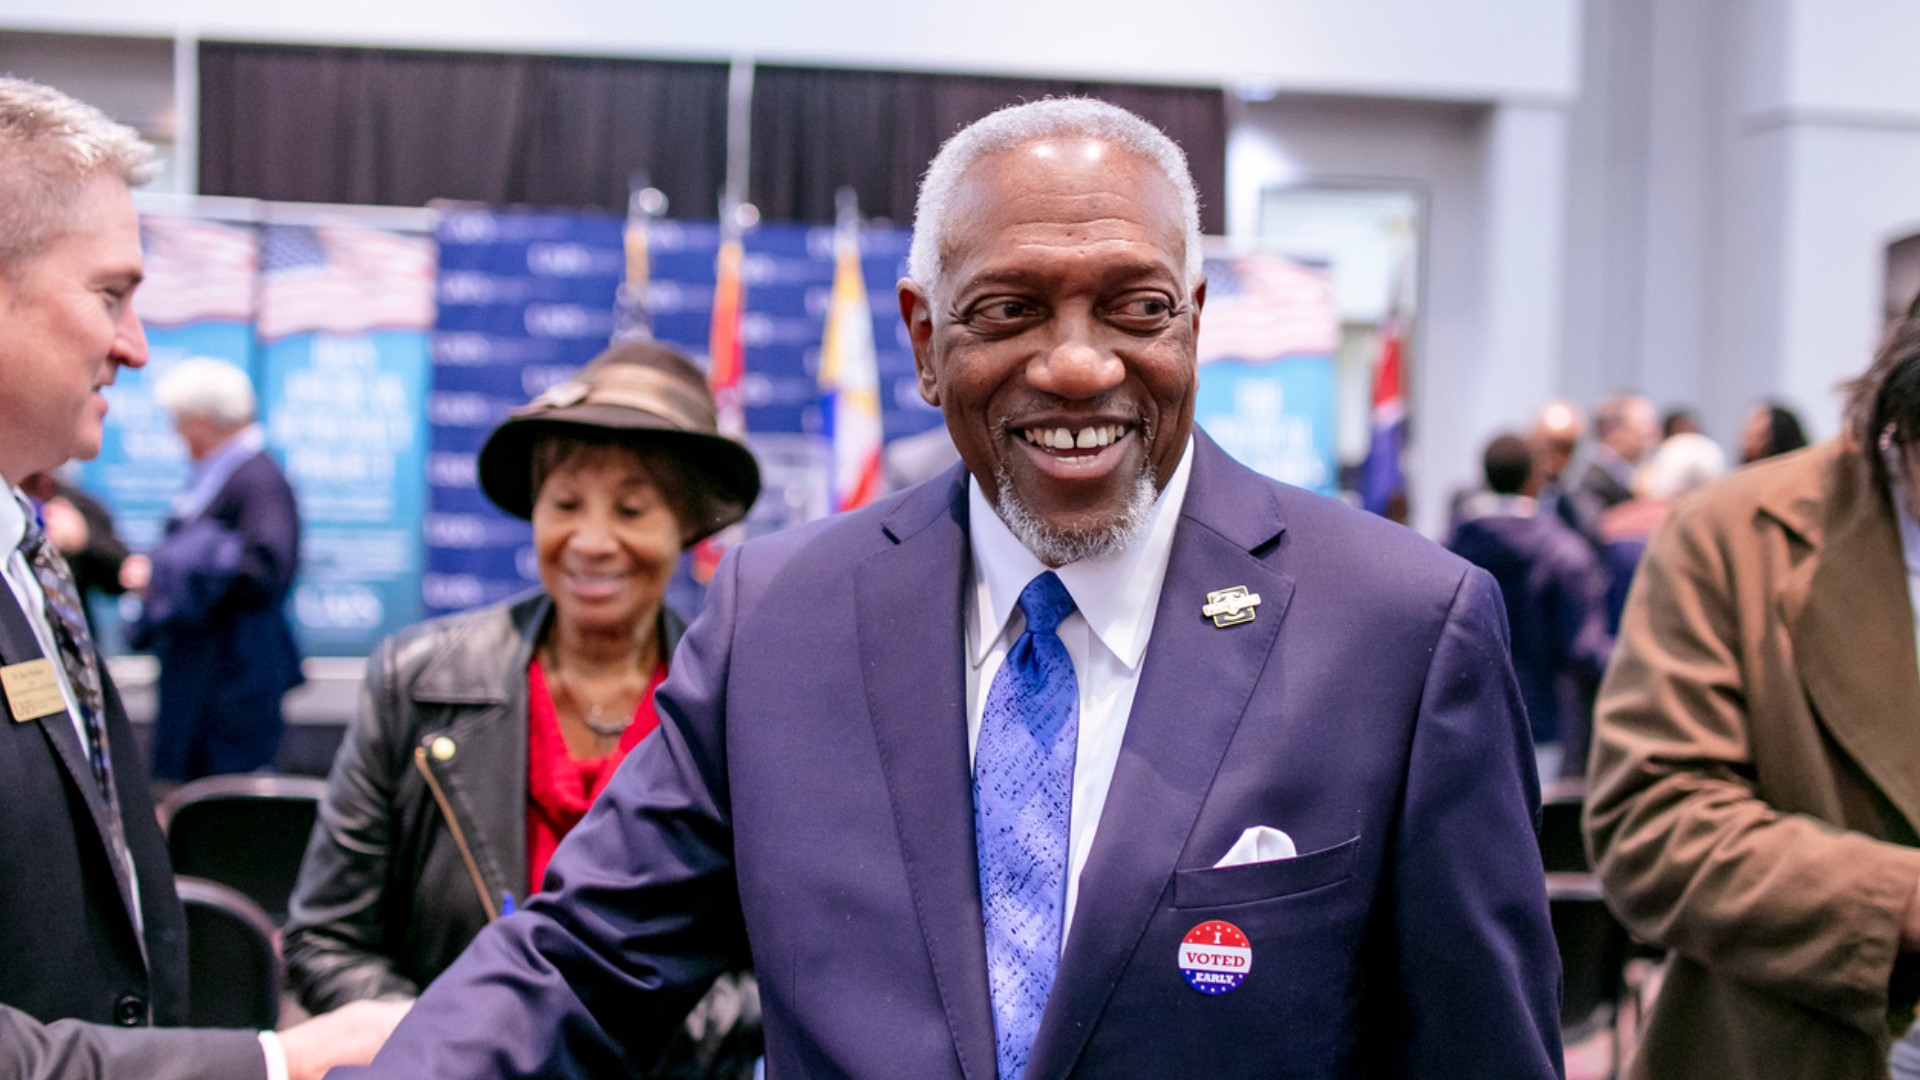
[[747, 65, 1228, 232], [198, 42, 731, 213]]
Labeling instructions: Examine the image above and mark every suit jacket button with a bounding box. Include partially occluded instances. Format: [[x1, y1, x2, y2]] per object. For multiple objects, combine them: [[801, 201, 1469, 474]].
[[113, 993, 146, 1026]]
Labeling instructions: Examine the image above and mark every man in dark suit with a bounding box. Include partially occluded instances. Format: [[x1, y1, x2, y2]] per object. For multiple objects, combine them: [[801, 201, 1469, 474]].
[[0, 75, 401, 1080], [1576, 393, 1658, 511], [1448, 434, 1611, 779], [345, 98, 1561, 1079], [127, 356, 302, 781]]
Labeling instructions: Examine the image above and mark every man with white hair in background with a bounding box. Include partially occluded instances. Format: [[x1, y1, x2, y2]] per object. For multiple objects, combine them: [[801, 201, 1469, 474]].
[[0, 75, 400, 1080], [124, 356, 302, 783], [1577, 392, 1660, 511], [345, 97, 1560, 1079]]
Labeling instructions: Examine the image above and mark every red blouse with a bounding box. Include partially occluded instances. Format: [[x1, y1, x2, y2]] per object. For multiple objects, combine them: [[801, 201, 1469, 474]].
[[524, 658, 667, 897]]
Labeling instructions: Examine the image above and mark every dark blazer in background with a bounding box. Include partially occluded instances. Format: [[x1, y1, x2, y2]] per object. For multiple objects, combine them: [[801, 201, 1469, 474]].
[[134, 450, 302, 781], [341, 432, 1563, 1079], [0, 582, 264, 1079]]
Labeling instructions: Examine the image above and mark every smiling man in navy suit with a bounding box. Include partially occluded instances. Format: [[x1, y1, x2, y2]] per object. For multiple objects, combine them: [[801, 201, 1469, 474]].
[[344, 98, 1561, 1079]]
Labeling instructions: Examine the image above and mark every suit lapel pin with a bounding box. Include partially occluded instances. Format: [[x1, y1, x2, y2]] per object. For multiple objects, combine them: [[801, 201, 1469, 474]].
[[1202, 586, 1261, 628]]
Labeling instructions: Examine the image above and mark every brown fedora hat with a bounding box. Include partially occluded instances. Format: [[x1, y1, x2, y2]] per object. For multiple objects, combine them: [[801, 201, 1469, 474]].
[[476, 340, 760, 540]]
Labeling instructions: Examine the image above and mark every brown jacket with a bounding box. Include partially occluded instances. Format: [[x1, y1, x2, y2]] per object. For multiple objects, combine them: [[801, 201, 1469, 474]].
[[1587, 439, 1920, 1078]]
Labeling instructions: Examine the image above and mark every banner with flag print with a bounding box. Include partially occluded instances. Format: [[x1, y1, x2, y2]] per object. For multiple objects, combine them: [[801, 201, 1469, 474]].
[[258, 220, 436, 654], [1192, 254, 1341, 494]]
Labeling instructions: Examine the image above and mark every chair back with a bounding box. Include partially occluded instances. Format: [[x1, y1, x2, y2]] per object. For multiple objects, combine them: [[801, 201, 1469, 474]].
[[1548, 872, 1633, 1036], [176, 876, 281, 1030], [1540, 778, 1589, 873], [160, 774, 328, 924]]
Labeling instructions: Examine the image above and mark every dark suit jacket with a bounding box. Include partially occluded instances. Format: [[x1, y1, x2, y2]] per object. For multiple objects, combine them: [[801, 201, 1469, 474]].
[[0, 579, 263, 1078], [1447, 506, 1611, 757], [342, 433, 1562, 1079], [136, 450, 302, 780]]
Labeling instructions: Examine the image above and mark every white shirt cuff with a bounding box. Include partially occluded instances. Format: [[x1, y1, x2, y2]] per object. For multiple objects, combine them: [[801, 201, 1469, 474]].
[[259, 1029, 290, 1080]]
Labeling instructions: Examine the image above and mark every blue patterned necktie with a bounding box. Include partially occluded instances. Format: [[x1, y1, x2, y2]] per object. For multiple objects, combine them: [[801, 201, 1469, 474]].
[[975, 571, 1079, 1080], [16, 500, 121, 817]]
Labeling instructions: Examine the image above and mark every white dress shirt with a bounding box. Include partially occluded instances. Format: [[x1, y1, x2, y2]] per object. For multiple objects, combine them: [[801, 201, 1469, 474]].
[[1892, 465, 1920, 677], [965, 438, 1194, 941]]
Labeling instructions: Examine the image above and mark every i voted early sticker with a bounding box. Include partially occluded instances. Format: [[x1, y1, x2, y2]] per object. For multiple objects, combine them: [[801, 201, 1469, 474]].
[[1178, 919, 1252, 995]]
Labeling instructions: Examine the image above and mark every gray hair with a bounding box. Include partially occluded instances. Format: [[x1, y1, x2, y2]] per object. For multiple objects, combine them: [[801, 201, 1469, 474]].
[[1638, 432, 1727, 502], [154, 357, 258, 427], [0, 77, 157, 277], [906, 98, 1204, 304]]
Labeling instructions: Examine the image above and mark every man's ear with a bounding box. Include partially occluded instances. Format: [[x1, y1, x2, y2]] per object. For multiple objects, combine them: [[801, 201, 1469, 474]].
[[898, 279, 940, 407], [1189, 273, 1207, 340]]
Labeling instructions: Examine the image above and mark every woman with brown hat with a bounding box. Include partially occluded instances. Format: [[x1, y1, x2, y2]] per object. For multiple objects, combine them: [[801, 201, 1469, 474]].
[[283, 340, 762, 1077]]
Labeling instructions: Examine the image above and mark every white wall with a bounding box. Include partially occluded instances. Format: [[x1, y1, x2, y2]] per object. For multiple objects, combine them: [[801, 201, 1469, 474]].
[[4, 0, 1580, 101]]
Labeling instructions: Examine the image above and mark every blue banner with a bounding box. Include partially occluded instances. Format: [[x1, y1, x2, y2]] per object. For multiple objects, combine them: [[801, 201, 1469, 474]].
[[257, 220, 436, 655], [1193, 255, 1342, 495]]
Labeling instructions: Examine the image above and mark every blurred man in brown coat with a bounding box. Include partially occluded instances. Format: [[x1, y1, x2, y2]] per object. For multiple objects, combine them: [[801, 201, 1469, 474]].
[[1586, 309, 1920, 1078]]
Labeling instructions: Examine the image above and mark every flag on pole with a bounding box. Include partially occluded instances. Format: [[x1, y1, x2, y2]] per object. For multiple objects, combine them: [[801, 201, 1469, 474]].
[[1358, 317, 1406, 518], [708, 236, 747, 438], [694, 233, 749, 583], [611, 186, 655, 343], [819, 201, 883, 513]]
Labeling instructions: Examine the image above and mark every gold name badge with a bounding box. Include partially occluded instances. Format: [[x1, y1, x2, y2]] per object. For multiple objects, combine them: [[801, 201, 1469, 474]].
[[2, 659, 67, 722]]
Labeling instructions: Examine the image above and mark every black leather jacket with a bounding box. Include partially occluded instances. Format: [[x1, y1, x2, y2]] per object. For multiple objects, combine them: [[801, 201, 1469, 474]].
[[285, 591, 759, 1076]]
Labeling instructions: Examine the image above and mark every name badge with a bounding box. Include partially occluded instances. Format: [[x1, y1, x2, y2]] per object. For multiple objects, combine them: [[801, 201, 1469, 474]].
[[2, 659, 66, 722]]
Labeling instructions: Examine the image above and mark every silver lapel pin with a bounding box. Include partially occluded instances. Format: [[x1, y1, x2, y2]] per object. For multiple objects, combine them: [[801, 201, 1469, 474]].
[[1202, 586, 1261, 628]]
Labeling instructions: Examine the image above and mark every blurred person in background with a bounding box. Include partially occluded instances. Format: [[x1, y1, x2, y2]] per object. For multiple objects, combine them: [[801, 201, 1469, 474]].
[[1533, 397, 1604, 544], [0, 73, 399, 1080], [1663, 405, 1705, 439], [125, 356, 301, 783], [284, 340, 764, 1079], [1447, 433, 1610, 780], [1740, 399, 1811, 464], [1595, 430, 1727, 633], [1587, 305, 1920, 1079], [1577, 392, 1660, 511]]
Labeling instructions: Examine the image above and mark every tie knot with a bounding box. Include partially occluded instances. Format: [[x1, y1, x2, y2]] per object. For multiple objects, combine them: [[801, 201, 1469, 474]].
[[1018, 572, 1075, 636], [15, 496, 44, 556]]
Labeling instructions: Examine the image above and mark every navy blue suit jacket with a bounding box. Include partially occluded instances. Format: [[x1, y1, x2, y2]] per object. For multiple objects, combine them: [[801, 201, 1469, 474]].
[[137, 450, 302, 779], [343, 433, 1562, 1079]]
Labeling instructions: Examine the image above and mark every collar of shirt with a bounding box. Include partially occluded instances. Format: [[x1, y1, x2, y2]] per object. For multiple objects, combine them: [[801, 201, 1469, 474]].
[[1884, 450, 1920, 659], [173, 423, 266, 523], [967, 435, 1195, 671], [0, 487, 27, 556]]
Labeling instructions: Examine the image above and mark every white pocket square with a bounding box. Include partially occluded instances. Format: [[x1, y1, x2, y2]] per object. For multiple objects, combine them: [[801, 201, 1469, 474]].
[[1213, 825, 1298, 868]]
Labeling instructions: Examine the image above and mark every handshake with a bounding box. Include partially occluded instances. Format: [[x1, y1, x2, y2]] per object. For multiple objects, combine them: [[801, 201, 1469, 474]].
[[279, 999, 413, 1080]]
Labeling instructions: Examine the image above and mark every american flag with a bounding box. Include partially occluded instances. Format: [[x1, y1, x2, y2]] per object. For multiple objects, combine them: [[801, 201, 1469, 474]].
[[136, 216, 257, 326], [257, 224, 437, 341], [1196, 256, 1340, 364]]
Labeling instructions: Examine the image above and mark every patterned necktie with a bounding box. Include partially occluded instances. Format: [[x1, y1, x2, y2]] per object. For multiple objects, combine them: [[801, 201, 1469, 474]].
[[17, 499, 119, 811], [975, 571, 1079, 1080]]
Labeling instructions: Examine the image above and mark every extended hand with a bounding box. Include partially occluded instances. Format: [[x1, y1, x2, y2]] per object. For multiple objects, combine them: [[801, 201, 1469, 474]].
[[279, 998, 413, 1080]]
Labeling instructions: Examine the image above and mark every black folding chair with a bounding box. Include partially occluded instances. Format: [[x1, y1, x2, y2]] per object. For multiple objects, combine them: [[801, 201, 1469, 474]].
[[1540, 778, 1589, 873], [159, 774, 328, 925], [1548, 871, 1634, 1080], [176, 876, 282, 1030]]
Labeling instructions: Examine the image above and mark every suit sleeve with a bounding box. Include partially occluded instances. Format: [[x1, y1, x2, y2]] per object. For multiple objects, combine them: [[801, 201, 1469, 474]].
[[222, 460, 300, 609], [1585, 501, 1920, 1033], [0, 1004, 266, 1080], [1378, 566, 1565, 1078], [283, 634, 423, 1011], [331, 549, 749, 1079]]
